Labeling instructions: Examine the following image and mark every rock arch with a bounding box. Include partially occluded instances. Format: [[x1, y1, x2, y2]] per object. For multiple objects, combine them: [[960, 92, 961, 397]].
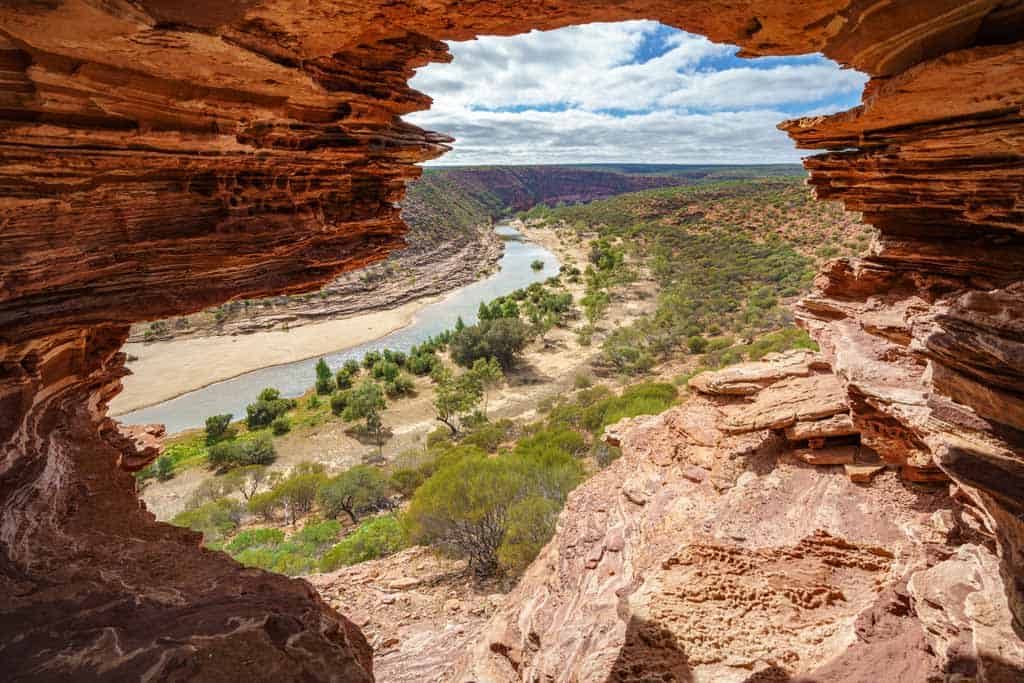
[[0, 1, 1021, 679]]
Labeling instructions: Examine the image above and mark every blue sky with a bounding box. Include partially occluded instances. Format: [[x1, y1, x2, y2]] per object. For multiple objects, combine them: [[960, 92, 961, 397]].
[[406, 21, 866, 165]]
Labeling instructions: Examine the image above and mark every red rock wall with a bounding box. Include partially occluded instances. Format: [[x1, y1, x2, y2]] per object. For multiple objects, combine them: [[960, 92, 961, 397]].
[[0, 0, 1021, 678]]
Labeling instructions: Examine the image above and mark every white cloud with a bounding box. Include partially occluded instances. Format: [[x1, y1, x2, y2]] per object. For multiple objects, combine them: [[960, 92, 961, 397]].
[[405, 21, 867, 165]]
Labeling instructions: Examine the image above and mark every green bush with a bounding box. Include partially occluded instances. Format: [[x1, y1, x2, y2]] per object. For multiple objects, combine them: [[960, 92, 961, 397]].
[[581, 382, 677, 434], [407, 352, 439, 376], [335, 370, 353, 390], [342, 359, 361, 376], [271, 416, 291, 436], [318, 465, 390, 523], [171, 497, 244, 541], [530, 259, 544, 271], [449, 317, 529, 369], [274, 470, 326, 524], [315, 358, 334, 395], [225, 527, 285, 554], [372, 359, 400, 382], [497, 496, 559, 575], [248, 490, 282, 522], [687, 335, 708, 354], [155, 455, 174, 481], [204, 414, 235, 445], [362, 351, 382, 369], [330, 391, 349, 416], [207, 433, 276, 471], [320, 515, 405, 571], [385, 374, 415, 398], [246, 389, 294, 429], [460, 420, 513, 452], [404, 445, 582, 576]]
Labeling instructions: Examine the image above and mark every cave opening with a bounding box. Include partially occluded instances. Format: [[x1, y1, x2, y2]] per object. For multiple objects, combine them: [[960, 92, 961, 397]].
[[1, 2, 1022, 681]]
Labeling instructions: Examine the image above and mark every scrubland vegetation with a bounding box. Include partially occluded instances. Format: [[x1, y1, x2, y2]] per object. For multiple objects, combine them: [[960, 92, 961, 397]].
[[155, 176, 866, 583]]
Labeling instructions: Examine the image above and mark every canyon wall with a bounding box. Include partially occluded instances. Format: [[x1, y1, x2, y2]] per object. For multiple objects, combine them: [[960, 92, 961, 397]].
[[0, 0, 1021, 679]]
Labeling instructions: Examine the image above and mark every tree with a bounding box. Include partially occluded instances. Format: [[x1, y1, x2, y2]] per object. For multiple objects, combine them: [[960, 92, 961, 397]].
[[246, 388, 294, 429], [155, 455, 174, 481], [581, 288, 610, 326], [318, 465, 390, 523], [454, 315, 466, 332], [530, 258, 544, 271], [271, 416, 291, 435], [687, 335, 708, 354], [404, 452, 523, 576], [449, 318, 529, 369], [335, 369, 353, 390], [204, 414, 235, 445], [467, 357, 503, 417], [342, 379, 387, 452], [330, 390, 349, 416], [222, 464, 272, 500], [275, 471, 326, 525], [385, 373, 415, 398], [208, 433, 276, 471], [315, 357, 334, 395], [342, 359, 361, 376], [372, 359, 400, 382], [431, 367, 482, 435], [248, 490, 282, 522]]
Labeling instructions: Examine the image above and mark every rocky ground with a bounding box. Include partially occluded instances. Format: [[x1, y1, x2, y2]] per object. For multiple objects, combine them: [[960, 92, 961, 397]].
[[448, 350, 1023, 682]]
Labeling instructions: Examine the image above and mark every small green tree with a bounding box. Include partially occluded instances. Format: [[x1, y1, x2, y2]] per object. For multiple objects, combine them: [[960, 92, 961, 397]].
[[405, 452, 523, 575], [450, 318, 529, 369], [155, 455, 174, 481], [687, 335, 708, 354], [431, 367, 482, 435], [530, 258, 544, 271], [467, 357, 504, 418], [275, 471, 326, 525], [330, 390, 349, 416], [248, 490, 282, 522], [342, 379, 387, 452], [171, 497, 244, 542], [315, 357, 335, 395], [222, 464, 272, 500], [271, 416, 291, 435], [318, 465, 390, 523], [204, 414, 235, 445]]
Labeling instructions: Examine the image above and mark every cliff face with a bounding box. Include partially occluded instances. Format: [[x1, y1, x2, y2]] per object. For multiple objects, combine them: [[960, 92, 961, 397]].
[[0, 0, 1022, 679]]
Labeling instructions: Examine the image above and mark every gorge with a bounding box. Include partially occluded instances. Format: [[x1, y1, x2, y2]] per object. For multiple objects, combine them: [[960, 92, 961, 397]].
[[1, 2, 1023, 682]]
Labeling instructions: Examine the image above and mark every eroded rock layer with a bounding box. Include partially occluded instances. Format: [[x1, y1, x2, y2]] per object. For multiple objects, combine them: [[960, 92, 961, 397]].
[[1, 0, 1022, 679], [459, 354, 1023, 681]]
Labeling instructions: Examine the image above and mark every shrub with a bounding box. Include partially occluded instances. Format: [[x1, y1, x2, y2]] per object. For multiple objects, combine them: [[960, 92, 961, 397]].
[[573, 372, 594, 390], [171, 497, 244, 541], [204, 414, 235, 445], [335, 370, 353, 390], [320, 515, 405, 571], [404, 446, 581, 576], [275, 470, 326, 524], [271, 416, 291, 436], [306, 394, 321, 409], [330, 391, 349, 416], [155, 455, 174, 481], [225, 528, 285, 554], [687, 335, 708, 354], [581, 382, 677, 435], [246, 389, 294, 429], [362, 350, 382, 369], [449, 318, 529, 370], [294, 518, 342, 548], [248, 490, 282, 522], [342, 379, 386, 450], [389, 467, 426, 498], [372, 359, 400, 382], [460, 420, 512, 453], [315, 358, 334, 395], [497, 496, 559, 574], [342, 359, 361, 376], [385, 374, 415, 397], [407, 352, 439, 376], [318, 465, 390, 523], [530, 259, 544, 271], [208, 433, 276, 471]]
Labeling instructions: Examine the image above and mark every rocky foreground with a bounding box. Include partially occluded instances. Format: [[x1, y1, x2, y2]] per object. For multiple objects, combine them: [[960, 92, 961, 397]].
[[452, 351, 1023, 682]]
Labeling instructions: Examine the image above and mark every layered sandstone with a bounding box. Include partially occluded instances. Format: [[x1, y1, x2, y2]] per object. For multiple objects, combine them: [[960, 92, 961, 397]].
[[459, 355, 1021, 681], [1, 0, 1022, 679]]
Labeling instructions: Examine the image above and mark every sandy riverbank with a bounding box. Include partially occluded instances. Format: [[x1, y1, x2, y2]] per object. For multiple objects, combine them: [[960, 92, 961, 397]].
[[110, 295, 445, 415]]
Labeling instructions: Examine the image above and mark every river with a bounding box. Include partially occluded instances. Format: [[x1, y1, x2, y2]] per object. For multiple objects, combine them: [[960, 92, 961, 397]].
[[120, 225, 560, 433]]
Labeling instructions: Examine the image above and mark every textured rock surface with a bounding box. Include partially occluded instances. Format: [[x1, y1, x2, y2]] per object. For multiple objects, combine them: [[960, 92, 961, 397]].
[[1, 0, 1022, 679], [457, 395, 977, 681]]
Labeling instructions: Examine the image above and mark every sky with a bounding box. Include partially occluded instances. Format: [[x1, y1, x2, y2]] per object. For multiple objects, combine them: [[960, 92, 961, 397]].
[[406, 21, 866, 166]]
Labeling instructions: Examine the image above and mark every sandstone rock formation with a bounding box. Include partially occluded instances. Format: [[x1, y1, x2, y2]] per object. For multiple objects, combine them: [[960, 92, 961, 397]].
[[459, 357, 1021, 681], [1, 0, 1022, 679]]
